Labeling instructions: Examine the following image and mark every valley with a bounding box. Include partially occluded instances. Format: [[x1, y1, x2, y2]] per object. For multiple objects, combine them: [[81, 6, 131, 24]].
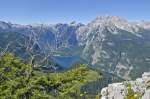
[[0, 16, 150, 98]]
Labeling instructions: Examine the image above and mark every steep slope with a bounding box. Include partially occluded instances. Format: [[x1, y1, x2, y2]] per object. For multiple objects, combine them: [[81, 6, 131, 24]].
[[0, 31, 63, 71], [76, 16, 150, 79]]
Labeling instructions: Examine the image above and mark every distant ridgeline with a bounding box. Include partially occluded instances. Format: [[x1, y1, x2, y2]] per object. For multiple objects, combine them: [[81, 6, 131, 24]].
[[0, 16, 150, 80]]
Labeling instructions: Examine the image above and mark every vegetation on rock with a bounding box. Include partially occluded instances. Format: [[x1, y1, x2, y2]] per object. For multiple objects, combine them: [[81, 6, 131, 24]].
[[124, 83, 142, 99]]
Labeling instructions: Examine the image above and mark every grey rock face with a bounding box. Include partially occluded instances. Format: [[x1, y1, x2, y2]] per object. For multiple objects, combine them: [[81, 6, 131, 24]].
[[101, 72, 150, 99], [101, 83, 126, 99], [75, 16, 150, 79]]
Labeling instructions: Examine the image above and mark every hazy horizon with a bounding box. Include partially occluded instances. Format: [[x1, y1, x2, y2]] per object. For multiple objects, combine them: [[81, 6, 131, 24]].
[[0, 0, 150, 24]]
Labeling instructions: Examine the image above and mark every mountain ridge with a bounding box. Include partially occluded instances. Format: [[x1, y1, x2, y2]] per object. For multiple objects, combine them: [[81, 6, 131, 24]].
[[0, 16, 150, 80]]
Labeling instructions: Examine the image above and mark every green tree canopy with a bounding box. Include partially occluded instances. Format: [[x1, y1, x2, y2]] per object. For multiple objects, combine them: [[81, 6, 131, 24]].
[[0, 53, 101, 99]]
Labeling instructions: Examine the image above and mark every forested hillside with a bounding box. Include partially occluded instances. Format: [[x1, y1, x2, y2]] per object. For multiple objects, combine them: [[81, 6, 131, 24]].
[[0, 53, 102, 98]]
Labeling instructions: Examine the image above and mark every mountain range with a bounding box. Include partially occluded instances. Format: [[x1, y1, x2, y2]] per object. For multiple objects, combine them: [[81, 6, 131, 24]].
[[0, 16, 150, 80]]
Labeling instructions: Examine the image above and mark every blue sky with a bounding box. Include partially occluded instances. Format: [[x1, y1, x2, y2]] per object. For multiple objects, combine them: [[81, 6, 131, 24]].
[[0, 0, 150, 24]]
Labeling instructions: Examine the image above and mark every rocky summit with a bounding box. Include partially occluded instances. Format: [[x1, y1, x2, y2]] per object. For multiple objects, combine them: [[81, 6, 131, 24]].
[[101, 72, 150, 99]]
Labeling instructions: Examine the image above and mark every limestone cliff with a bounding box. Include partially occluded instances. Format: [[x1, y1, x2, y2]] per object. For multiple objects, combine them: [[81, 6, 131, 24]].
[[101, 72, 150, 99]]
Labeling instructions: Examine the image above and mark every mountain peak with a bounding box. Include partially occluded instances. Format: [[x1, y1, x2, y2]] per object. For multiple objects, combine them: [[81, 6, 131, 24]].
[[91, 16, 127, 25], [95, 16, 127, 22], [89, 16, 140, 33]]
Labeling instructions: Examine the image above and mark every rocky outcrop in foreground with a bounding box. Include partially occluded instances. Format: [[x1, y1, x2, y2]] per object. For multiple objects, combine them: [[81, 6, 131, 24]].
[[101, 72, 150, 99]]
